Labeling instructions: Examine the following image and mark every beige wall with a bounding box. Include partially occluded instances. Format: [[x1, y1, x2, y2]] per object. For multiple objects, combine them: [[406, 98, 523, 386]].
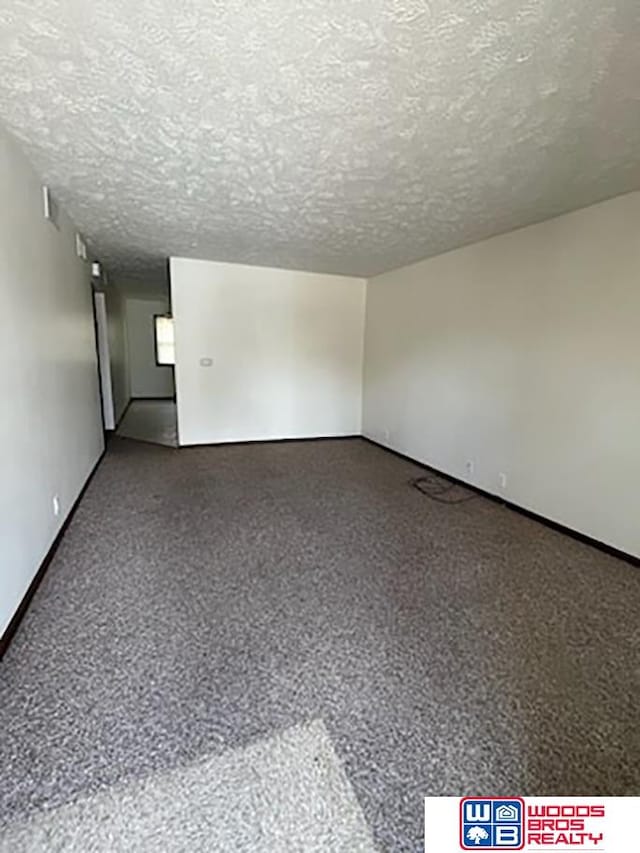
[[125, 295, 175, 399], [171, 258, 366, 446], [103, 285, 130, 423], [363, 192, 640, 557], [0, 127, 104, 636]]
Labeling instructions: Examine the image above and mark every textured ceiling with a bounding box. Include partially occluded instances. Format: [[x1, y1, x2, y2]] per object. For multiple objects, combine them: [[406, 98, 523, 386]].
[[0, 0, 639, 282]]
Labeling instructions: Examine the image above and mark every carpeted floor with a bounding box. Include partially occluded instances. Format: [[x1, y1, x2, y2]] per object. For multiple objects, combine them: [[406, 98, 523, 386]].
[[0, 437, 638, 851], [1, 720, 376, 853]]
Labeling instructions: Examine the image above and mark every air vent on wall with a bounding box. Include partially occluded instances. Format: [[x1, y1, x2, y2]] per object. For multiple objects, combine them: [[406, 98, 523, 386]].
[[42, 186, 60, 229], [75, 233, 88, 261]]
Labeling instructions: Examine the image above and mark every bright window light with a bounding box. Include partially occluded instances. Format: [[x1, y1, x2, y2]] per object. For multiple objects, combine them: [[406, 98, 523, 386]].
[[154, 315, 175, 366]]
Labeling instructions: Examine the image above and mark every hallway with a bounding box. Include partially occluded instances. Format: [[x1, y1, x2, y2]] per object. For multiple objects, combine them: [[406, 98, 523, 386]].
[[116, 399, 178, 448], [1, 438, 638, 850]]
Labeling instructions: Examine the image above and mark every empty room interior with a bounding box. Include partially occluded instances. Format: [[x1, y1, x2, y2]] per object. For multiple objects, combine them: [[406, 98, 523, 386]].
[[0, 1, 639, 851]]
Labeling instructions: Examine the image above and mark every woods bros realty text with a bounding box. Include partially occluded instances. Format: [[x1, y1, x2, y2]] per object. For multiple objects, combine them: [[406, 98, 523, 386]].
[[525, 803, 604, 846]]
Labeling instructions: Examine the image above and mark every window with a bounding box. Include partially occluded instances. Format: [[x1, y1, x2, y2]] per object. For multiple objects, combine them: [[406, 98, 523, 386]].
[[154, 314, 175, 366]]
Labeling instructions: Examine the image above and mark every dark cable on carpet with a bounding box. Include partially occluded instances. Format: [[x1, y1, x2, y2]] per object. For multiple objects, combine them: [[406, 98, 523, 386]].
[[410, 473, 478, 504]]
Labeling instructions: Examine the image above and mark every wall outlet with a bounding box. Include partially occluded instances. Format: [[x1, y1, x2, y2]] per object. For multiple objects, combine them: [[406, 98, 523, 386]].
[[382, 427, 390, 441], [498, 472, 508, 489], [52, 495, 60, 516], [465, 460, 475, 476]]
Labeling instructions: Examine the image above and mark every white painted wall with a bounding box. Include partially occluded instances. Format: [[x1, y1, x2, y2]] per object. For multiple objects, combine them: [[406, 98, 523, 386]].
[[103, 284, 130, 424], [0, 127, 104, 637], [170, 258, 366, 446], [363, 192, 640, 558], [125, 296, 175, 398]]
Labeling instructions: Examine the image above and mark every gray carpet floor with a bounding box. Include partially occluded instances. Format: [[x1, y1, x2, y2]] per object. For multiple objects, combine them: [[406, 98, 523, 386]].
[[1, 720, 376, 853], [1, 437, 638, 851]]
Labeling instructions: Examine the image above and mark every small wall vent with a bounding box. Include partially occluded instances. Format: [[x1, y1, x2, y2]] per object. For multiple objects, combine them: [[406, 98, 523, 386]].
[[42, 186, 60, 228], [75, 233, 88, 261]]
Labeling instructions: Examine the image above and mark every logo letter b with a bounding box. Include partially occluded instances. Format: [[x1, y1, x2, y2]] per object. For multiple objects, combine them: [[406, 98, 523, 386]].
[[495, 825, 520, 846]]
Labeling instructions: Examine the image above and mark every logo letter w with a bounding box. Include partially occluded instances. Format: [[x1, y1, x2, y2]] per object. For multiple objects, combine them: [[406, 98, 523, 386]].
[[465, 803, 490, 822]]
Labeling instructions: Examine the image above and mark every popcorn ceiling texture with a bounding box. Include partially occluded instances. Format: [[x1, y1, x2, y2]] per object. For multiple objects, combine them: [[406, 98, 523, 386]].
[[0, 0, 639, 280]]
